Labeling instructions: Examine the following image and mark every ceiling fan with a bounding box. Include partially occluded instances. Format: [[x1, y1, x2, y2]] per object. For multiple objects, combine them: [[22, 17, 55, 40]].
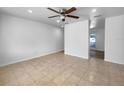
[[47, 7, 79, 22]]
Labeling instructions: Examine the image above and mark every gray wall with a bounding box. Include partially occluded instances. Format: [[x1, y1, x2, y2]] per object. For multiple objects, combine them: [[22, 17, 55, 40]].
[[0, 14, 64, 66], [64, 21, 89, 59]]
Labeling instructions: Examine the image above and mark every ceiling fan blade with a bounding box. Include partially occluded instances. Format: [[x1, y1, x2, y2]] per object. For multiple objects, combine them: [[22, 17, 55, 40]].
[[64, 7, 76, 14], [48, 15, 60, 18], [67, 15, 79, 19], [47, 7, 60, 14]]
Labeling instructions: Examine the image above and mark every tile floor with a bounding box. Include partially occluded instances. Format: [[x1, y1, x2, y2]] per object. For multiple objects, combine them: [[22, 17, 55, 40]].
[[0, 52, 124, 86]]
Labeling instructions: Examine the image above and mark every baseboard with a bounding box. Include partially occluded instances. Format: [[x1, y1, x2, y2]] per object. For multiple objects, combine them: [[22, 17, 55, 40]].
[[104, 58, 124, 65], [64, 52, 88, 59], [96, 49, 104, 52], [90, 48, 104, 52], [0, 49, 64, 67]]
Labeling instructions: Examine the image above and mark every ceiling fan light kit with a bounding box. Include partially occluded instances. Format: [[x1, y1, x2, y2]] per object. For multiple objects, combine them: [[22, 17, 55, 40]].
[[56, 20, 60, 23]]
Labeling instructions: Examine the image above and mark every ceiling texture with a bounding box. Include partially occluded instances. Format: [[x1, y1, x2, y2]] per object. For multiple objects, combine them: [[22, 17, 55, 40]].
[[0, 7, 124, 29]]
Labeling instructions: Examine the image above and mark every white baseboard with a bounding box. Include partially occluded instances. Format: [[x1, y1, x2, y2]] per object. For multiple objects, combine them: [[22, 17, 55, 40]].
[[104, 58, 124, 65], [64, 52, 88, 59], [90, 48, 104, 52], [0, 49, 64, 67]]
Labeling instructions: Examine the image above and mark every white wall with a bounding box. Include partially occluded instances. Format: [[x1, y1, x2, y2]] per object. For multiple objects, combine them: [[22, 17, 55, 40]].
[[105, 15, 124, 64], [0, 14, 64, 66], [90, 28, 105, 51], [64, 21, 89, 59], [96, 29, 105, 51]]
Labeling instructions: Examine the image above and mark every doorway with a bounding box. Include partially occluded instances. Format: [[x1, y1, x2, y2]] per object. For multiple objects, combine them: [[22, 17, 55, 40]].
[[89, 19, 105, 60]]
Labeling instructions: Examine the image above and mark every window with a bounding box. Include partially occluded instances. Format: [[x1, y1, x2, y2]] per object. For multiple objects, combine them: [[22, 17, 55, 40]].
[[90, 32, 96, 48]]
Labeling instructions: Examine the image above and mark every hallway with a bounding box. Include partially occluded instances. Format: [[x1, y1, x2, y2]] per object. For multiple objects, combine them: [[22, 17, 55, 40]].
[[90, 49, 104, 59]]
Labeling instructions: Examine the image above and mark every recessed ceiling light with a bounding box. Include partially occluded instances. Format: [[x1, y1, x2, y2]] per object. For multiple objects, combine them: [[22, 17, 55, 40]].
[[28, 9, 32, 13], [56, 20, 60, 23], [90, 22, 96, 29], [92, 9, 97, 13], [90, 24, 95, 29]]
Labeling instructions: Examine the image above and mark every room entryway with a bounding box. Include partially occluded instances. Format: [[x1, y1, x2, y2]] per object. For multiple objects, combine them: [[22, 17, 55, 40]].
[[89, 18, 105, 60]]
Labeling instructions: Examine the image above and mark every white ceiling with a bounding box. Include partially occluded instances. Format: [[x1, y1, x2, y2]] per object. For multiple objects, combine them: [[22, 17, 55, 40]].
[[0, 7, 124, 29]]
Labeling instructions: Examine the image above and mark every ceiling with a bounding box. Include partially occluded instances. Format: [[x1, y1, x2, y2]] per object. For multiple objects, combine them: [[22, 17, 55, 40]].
[[0, 7, 124, 29]]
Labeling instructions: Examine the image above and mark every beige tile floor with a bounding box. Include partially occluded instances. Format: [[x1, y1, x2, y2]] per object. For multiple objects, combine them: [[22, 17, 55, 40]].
[[0, 52, 124, 86]]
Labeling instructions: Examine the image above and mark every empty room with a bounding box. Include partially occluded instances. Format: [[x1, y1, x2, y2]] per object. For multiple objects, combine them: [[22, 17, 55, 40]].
[[0, 7, 124, 86]]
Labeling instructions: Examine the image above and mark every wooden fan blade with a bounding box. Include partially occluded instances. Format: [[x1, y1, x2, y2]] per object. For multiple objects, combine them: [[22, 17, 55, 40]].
[[67, 15, 79, 19], [48, 15, 60, 18], [64, 7, 76, 14], [47, 7, 60, 14]]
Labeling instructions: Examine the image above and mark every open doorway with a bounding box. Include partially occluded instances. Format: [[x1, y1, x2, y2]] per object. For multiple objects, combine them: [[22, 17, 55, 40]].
[[89, 18, 105, 60]]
